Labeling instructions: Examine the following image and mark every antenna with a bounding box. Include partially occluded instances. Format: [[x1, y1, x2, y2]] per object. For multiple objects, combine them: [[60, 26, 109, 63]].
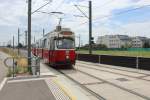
[[58, 18, 62, 26]]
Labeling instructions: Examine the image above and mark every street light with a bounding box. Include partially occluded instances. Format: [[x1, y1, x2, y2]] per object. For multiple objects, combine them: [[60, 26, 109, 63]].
[[74, 1, 93, 54], [35, 11, 64, 15], [35, 11, 64, 26], [27, 0, 52, 72]]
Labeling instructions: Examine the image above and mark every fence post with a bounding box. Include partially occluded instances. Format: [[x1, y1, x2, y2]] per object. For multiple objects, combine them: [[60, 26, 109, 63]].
[[76, 53, 78, 60], [12, 57, 15, 78], [136, 56, 139, 69], [99, 55, 101, 64]]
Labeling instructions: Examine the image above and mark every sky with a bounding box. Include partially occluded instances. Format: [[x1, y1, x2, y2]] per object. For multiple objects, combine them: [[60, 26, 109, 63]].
[[0, 0, 150, 46]]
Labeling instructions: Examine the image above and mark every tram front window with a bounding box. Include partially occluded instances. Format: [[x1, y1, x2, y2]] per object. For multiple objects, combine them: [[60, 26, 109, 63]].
[[57, 38, 74, 49]]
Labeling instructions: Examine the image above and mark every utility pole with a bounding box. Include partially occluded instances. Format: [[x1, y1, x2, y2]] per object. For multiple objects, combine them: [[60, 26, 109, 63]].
[[43, 29, 45, 37], [25, 31, 28, 47], [12, 35, 15, 77], [28, 0, 32, 71], [58, 18, 62, 26], [78, 34, 81, 50], [89, 0, 92, 54], [34, 36, 35, 43], [18, 28, 20, 55]]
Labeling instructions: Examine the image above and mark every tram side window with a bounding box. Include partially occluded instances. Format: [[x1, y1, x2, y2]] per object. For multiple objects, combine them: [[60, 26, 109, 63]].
[[50, 39, 52, 50], [37, 43, 39, 48], [50, 38, 55, 50], [43, 39, 47, 49], [39, 40, 42, 48]]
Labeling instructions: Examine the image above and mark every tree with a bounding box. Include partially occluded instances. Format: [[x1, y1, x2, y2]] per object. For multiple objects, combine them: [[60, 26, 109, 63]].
[[97, 44, 107, 49], [7, 44, 11, 48], [17, 43, 23, 48], [143, 42, 150, 48], [121, 43, 132, 49]]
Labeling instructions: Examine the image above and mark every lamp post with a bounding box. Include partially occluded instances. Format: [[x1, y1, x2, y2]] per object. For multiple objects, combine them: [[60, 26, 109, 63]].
[[27, 0, 52, 72], [74, 1, 93, 54], [28, 0, 32, 72]]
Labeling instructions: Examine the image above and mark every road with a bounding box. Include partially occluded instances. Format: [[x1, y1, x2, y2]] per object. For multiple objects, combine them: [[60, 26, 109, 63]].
[[0, 51, 8, 83]]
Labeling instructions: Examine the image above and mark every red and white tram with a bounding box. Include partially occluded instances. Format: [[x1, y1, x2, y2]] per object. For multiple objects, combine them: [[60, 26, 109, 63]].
[[32, 26, 76, 67]]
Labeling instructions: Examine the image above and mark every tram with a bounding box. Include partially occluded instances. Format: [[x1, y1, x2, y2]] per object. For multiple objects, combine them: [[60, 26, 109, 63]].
[[32, 26, 76, 67]]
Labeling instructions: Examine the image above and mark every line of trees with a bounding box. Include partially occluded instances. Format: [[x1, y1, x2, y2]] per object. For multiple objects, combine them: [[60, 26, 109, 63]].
[[78, 44, 108, 50], [78, 42, 150, 50], [7, 43, 24, 48], [143, 42, 150, 48]]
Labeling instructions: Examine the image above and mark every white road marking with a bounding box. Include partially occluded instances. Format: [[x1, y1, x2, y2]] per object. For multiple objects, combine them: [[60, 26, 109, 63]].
[[0, 78, 7, 91]]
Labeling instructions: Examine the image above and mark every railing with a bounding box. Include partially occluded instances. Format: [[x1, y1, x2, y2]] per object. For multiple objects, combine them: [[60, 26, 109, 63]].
[[4, 56, 40, 77], [77, 54, 150, 70]]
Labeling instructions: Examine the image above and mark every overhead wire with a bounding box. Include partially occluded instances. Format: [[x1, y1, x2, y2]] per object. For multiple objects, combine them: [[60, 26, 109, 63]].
[[72, 4, 150, 33], [74, 5, 89, 18], [32, 1, 51, 14], [79, 4, 150, 25], [95, 4, 150, 21], [71, 0, 116, 27]]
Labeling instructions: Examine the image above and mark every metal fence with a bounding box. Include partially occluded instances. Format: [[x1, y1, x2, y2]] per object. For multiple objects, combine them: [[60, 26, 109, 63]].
[[77, 54, 150, 70], [4, 56, 40, 77]]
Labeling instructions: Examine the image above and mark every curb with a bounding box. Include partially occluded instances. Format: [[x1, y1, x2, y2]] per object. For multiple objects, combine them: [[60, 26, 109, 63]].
[[0, 78, 7, 91]]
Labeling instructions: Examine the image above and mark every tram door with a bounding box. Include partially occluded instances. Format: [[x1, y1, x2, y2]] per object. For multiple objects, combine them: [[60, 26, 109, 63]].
[[49, 38, 55, 64]]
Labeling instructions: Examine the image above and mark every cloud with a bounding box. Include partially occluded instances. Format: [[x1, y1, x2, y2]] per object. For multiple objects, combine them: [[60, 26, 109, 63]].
[[0, 0, 150, 45]]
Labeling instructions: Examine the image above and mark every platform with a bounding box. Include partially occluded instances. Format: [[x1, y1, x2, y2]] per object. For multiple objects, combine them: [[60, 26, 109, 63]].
[[0, 61, 91, 100]]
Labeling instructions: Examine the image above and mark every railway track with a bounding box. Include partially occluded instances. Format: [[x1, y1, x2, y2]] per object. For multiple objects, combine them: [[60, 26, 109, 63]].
[[77, 61, 150, 78], [58, 62, 150, 100], [58, 70, 106, 100], [75, 69, 150, 100], [76, 63, 150, 82], [59, 67, 150, 100]]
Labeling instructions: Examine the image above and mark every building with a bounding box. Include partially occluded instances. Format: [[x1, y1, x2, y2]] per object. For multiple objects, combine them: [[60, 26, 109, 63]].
[[97, 35, 150, 48], [96, 35, 131, 48], [131, 36, 149, 48]]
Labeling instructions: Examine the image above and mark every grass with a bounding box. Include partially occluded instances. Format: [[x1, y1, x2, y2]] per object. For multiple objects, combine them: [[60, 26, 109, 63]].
[[0, 48, 18, 57], [77, 50, 150, 58], [0, 47, 30, 77]]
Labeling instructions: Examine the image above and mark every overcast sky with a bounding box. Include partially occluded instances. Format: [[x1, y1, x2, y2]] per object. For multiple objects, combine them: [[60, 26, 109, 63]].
[[0, 0, 150, 46]]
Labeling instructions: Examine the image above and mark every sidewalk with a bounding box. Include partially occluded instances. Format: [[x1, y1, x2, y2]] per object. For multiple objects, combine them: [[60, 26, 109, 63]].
[[0, 51, 71, 100], [0, 79, 56, 100], [0, 75, 73, 100], [0, 52, 9, 83], [0, 61, 91, 100]]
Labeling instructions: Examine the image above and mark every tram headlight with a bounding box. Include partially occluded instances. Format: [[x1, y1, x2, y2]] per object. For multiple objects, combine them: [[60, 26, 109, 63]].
[[66, 55, 69, 59]]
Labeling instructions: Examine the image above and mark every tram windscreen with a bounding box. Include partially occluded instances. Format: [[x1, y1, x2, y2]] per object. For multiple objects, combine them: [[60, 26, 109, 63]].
[[57, 38, 74, 49]]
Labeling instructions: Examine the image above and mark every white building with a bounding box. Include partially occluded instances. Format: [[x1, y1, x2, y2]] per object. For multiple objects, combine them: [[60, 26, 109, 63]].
[[96, 35, 131, 48], [131, 36, 149, 48]]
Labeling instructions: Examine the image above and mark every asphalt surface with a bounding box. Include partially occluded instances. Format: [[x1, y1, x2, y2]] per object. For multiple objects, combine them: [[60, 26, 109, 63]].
[[0, 52, 8, 83], [0, 80, 56, 100]]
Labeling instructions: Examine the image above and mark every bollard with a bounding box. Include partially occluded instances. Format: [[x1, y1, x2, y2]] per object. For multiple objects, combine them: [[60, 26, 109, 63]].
[[99, 55, 101, 64], [31, 56, 40, 76], [31, 57, 37, 75], [136, 56, 139, 69]]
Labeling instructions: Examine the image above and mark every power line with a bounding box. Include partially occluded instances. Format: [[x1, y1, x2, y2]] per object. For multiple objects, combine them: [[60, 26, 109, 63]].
[[32, 1, 51, 14], [73, 4, 150, 32], [80, 4, 150, 25], [95, 4, 150, 21], [74, 5, 89, 18], [74, 4, 88, 8], [73, 0, 115, 17]]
